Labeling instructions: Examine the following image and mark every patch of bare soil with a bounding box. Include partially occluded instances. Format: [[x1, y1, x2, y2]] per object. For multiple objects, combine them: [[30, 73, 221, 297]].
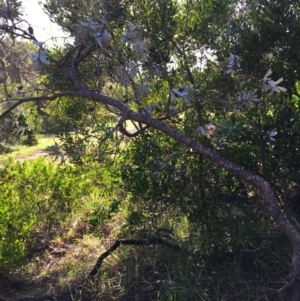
[[0, 149, 59, 168]]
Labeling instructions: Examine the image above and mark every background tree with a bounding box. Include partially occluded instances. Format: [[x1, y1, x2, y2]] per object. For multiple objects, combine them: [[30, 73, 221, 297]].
[[0, 39, 41, 150]]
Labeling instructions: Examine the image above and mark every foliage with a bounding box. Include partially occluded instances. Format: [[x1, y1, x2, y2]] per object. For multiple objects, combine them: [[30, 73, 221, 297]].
[[43, 97, 95, 133], [1, 0, 300, 299], [0, 39, 43, 149], [216, 0, 300, 93], [0, 157, 119, 270], [0, 112, 37, 153]]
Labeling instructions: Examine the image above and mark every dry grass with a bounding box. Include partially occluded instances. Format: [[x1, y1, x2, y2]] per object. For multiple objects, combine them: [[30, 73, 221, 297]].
[[1, 231, 104, 301]]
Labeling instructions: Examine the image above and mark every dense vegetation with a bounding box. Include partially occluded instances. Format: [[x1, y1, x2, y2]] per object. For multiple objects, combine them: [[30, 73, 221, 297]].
[[1, 0, 300, 300]]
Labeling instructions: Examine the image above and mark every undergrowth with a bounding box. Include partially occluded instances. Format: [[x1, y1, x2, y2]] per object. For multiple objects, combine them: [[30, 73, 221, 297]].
[[0, 157, 294, 301]]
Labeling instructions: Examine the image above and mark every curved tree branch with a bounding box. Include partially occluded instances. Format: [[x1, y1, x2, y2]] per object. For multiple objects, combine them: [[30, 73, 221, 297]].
[[63, 81, 300, 266], [1, 46, 299, 274], [0, 91, 82, 119]]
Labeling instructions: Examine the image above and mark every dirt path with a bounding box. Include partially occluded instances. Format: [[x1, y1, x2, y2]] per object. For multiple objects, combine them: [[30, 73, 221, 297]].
[[13, 149, 50, 163], [0, 149, 56, 168]]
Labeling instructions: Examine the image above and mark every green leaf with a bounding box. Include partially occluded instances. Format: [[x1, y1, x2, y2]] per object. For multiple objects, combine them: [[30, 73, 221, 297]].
[[292, 94, 300, 108], [219, 120, 233, 129]]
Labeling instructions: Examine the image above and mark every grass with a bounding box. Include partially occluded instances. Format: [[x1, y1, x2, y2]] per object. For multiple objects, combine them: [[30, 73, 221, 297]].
[[3, 233, 104, 301], [0, 157, 110, 300], [0, 134, 59, 163], [0, 145, 295, 301]]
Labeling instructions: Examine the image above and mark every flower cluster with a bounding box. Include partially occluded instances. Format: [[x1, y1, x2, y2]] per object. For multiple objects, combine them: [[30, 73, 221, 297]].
[[31, 40, 48, 70], [262, 69, 287, 93], [121, 23, 139, 43], [80, 16, 110, 48], [121, 23, 148, 61], [237, 89, 260, 106]]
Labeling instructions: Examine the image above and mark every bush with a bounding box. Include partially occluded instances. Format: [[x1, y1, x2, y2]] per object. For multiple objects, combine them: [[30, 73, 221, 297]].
[[0, 112, 37, 154], [0, 157, 106, 270]]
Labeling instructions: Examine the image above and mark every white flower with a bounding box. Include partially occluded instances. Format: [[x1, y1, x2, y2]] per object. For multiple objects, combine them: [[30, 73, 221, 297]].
[[237, 89, 260, 105], [225, 53, 240, 74], [31, 48, 48, 70], [132, 39, 148, 61], [93, 31, 110, 48], [171, 88, 190, 105], [196, 126, 207, 136], [120, 24, 148, 61], [206, 121, 216, 137], [81, 17, 101, 30], [263, 68, 273, 81], [171, 88, 190, 106], [268, 129, 278, 141], [121, 23, 138, 42], [262, 69, 287, 93], [32, 39, 44, 47]]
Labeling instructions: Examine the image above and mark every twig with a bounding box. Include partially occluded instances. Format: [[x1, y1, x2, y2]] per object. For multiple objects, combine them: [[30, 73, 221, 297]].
[[0, 91, 82, 119], [292, 217, 300, 229]]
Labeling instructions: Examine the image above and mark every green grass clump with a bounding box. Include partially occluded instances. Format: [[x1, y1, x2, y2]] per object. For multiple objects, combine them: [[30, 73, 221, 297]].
[[0, 153, 295, 301], [0, 157, 106, 270]]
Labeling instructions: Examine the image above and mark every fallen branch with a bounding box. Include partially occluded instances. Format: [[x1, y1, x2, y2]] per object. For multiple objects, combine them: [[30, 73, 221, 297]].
[[85, 237, 181, 283]]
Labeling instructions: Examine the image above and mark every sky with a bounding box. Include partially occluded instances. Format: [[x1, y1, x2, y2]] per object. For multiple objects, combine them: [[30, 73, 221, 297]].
[[22, 0, 67, 46]]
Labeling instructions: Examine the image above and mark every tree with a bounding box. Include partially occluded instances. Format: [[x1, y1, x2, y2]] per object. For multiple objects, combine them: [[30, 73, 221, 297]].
[[1, 0, 300, 298], [0, 39, 40, 149]]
